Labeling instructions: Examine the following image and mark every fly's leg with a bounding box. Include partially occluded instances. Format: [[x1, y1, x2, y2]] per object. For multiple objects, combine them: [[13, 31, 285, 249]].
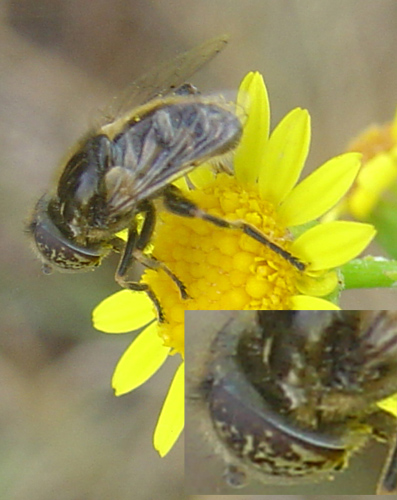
[[377, 430, 397, 494], [115, 200, 187, 322], [134, 251, 189, 300], [162, 185, 305, 271], [114, 218, 165, 322], [134, 201, 188, 298]]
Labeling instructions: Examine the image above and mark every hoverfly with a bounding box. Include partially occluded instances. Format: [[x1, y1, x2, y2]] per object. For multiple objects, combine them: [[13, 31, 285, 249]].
[[29, 36, 304, 321], [189, 311, 397, 494]]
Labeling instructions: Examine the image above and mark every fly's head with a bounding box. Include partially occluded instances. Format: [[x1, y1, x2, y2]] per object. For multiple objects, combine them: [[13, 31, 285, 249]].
[[28, 194, 109, 273], [196, 311, 397, 492]]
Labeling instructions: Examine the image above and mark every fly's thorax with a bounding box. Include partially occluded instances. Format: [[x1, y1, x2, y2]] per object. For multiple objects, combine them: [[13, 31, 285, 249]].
[[28, 36, 246, 291], [53, 130, 139, 240], [56, 133, 114, 227], [250, 311, 397, 422], [318, 311, 397, 415]]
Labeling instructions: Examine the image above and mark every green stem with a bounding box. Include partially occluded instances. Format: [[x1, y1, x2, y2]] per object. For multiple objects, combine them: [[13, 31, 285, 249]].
[[341, 257, 397, 289]]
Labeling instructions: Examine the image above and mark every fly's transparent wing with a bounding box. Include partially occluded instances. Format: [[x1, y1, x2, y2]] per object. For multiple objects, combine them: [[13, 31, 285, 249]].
[[104, 34, 229, 122], [104, 99, 242, 215]]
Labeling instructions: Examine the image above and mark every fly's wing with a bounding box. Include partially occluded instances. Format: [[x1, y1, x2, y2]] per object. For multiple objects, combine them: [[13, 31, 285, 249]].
[[103, 34, 229, 122], [104, 99, 242, 214]]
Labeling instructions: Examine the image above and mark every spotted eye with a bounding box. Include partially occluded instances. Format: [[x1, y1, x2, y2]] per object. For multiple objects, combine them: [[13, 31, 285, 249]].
[[29, 195, 108, 272], [204, 312, 363, 485]]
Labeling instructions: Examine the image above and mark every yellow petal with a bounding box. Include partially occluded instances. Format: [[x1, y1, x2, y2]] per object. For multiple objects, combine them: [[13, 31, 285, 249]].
[[115, 229, 128, 242], [292, 221, 376, 271], [234, 72, 270, 184], [278, 153, 361, 226], [377, 394, 397, 417], [173, 176, 189, 191], [112, 322, 170, 395], [296, 270, 339, 297], [154, 362, 184, 457], [259, 108, 310, 205], [291, 295, 340, 310], [188, 163, 215, 189], [92, 290, 155, 333], [349, 153, 397, 219]]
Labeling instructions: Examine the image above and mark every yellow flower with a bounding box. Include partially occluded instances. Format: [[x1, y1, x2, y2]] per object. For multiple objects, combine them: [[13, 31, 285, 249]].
[[92, 72, 375, 456], [337, 107, 397, 220]]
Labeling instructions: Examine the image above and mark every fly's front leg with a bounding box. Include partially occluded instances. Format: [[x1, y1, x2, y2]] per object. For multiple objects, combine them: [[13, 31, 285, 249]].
[[134, 200, 188, 299], [115, 201, 188, 322], [162, 185, 305, 271], [114, 217, 165, 322], [378, 430, 397, 494]]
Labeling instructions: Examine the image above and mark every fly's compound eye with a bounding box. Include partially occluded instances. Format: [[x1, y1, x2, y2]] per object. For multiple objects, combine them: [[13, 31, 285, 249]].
[[29, 196, 108, 272], [206, 344, 358, 487], [208, 368, 353, 485]]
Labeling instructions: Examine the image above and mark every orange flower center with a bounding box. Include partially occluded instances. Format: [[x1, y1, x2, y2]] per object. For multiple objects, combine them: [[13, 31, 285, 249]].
[[143, 173, 299, 355]]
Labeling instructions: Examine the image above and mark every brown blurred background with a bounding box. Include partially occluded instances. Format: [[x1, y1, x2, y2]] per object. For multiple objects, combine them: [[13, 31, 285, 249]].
[[2, 1, 397, 499], [191, 497, 396, 500]]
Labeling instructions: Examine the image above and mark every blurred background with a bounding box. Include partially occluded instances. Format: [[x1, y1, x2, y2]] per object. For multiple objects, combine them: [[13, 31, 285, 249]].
[[2, 0, 397, 499], [190, 497, 393, 500]]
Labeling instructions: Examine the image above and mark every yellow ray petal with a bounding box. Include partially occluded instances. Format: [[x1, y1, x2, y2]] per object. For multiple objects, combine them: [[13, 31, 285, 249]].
[[188, 163, 215, 189], [154, 362, 184, 457], [377, 394, 397, 417], [173, 176, 189, 191], [349, 153, 397, 219], [112, 322, 170, 395], [291, 295, 340, 310], [296, 270, 339, 297], [259, 108, 310, 205], [234, 72, 270, 184], [292, 221, 376, 271], [278, 153, 361, 227], [92, 290, 155, 333]]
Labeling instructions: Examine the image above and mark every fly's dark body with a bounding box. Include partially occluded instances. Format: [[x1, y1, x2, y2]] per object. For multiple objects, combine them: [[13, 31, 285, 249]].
[[32, 97, 240, 267], [29, 36, 304, 320]]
